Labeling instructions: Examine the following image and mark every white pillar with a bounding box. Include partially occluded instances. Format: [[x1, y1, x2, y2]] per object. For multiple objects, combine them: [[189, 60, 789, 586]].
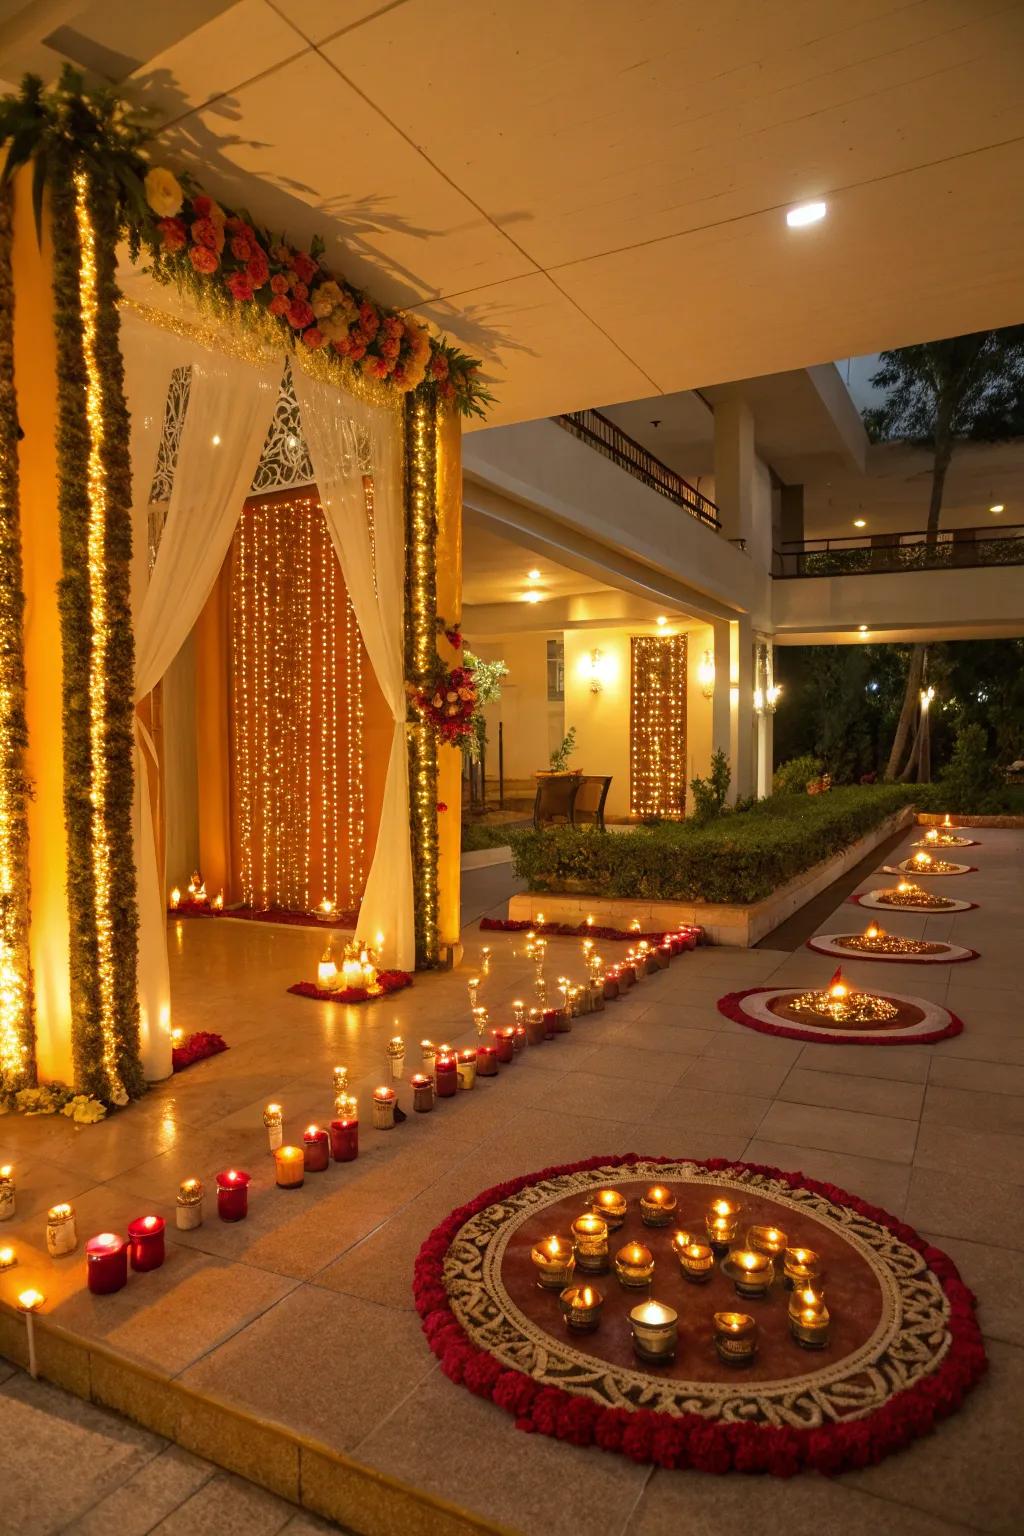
[[730, 618, 754, 802], [713, 394, 755, 548], [756, 710, 774, 798], [711, 618, 731, 770]]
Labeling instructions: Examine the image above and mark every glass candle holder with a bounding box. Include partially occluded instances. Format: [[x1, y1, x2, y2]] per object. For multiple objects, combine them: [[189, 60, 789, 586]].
[[705, 1198, 741, 1250], [678, 1240, 715, 1283], [411, 1073, 434, 1113], [526, 1010, 546, 1046], [127, 1215, 165, 1272], [263, 1103, 283, 1151], [274, 1146, 305, 1189], [790, 1302, 831, 1349], [669, 1229, 694, 1262], [492, 1028, 515, 1065], [512, 1024, 527, 1053], [216, 1169, 251, 1221], [46, 1203, 77, 1258], [0, 1244, 15, 1270], [372, 1087, 397, 1128], [531, 1235, 575, 1290], [571, 1212, 609, 1273], [303, 1125, 330, 1171], [592, 1189, 627, 1230], [329, 1116, 359, 1162], [629, 1299, 679, 1363], [476, 1044, 498, 1076], [782, 1247, 822, 1289], [746, 1224, 788, 1261], [420, 1040, 436, 1072], [559, 1283, 603, 1333], [435, 1052, 458, 1097], [614, 1241, 655, 1289], [0, 1164, 14, 1222], [639, 1185, 677, 1228], [456, 1049, 478, 1090], [725, 1248, 773, 1299], [788, 1283, 827, 1319], [176, 1178, 204, 1230], [714, 1311, 758, 1366], [86, 1232, 128, 1295], [603, 971, 620, 999], [385, 1036, 405, 1081], [512, 1000, 526, 1027], [332, 1064, 349, 1095]]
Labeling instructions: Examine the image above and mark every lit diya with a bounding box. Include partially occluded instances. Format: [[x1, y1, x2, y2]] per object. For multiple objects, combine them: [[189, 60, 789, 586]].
[[788, 967, 899, 1026], [913, 825, 972, 848], [874, 879, 957, 911], [895, 851, 966, 875], [832, 922, 946, 958]]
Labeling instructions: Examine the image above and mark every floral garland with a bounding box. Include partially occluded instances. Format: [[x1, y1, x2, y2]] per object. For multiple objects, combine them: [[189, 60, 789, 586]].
[[0, 183, 35, 1095], [480, 918, 704, 945], [0, 1081, 106, 1123], [171, 1031, 228, 1071], [288, 970, 413, 1004], [407, 662, 479, 747], [414, 1153, 986, 1475]]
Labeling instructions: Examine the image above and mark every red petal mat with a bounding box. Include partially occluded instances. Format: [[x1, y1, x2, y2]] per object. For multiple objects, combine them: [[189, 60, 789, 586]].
[[717, 986, 964, 1045], [288, 970, 413, 1003], [415, 1154, 985, 1475]]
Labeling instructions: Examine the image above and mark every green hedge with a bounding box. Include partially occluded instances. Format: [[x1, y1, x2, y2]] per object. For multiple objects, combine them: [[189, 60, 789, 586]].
[[510, 786, 918, 905]]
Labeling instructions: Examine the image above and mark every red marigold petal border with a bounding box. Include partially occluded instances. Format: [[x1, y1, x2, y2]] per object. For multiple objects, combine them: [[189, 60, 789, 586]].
[[287, 970, 413, 1004], [413, 1154, 986, 1475], [716, 987, 964, 1045]]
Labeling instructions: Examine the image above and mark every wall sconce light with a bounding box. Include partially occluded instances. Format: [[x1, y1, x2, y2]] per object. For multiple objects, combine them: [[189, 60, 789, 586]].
[[767, 684, 782, 710], [697, 650, 715, 699], [754, 684, 782, 716], [753, 686, 765, 714], [919, 685, 935, 712], [588, 648, 604, 694]]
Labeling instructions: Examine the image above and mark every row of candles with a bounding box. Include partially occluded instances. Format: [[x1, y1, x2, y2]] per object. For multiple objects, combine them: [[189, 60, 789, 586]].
[[532, 1189, 830, 1363]]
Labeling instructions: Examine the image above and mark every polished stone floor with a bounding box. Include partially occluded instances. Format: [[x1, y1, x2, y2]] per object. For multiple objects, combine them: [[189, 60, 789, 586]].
[[2, 824, 1022, 1535]]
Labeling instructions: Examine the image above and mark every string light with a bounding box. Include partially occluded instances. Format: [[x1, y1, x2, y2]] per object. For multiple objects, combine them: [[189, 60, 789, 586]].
[[233, 495, 365, 913], [405, 397, 439, 964], [74, 170, 124, 1102], [630, 634, 687, 818]]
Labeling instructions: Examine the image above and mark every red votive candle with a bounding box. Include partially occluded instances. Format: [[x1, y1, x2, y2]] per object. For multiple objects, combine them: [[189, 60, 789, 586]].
[[604, 969, 620, 999], [127, 1215, 166, 1272], [86, 1232, 128, 1294], [329, 1116, 359, 1161], [216, 1169, 251, 1222], [492, 1028, 515, 1064], [477, 1043, 499, 1076], [303, 1124, 330, 1173], [542, 1008, 559, 1039], [435, 1051, 458, 1097]]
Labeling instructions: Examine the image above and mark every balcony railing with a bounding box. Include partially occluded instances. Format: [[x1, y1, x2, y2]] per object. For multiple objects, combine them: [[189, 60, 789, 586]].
[[773, 523, 1024, 578], [554, 409, 720, 529]]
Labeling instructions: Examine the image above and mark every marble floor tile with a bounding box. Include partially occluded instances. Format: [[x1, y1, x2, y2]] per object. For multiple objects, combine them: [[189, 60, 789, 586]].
[[777, 1066, 925, 1119], [754, 1100, 918, 1163]]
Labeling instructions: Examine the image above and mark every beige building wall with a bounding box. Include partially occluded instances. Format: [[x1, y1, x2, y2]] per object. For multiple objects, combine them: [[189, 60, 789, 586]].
[[467, 633, 562, 782], [685, 623, 716, 813], [563, 628, 636, 817]]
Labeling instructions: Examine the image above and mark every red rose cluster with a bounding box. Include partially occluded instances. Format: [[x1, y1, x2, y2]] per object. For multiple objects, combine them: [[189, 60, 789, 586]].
[[408, 663, 478, 746], [155, 190, 482, 402]]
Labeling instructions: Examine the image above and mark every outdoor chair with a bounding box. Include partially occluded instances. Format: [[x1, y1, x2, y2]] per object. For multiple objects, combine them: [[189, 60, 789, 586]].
[[533, 773, 580, 828], [572, 774, 612, 830]]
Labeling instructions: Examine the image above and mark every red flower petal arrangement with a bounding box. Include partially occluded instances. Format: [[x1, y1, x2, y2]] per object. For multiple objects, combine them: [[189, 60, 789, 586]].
[[414, 1153, 986, 1475], [171, 1032, 228, 1071], [480, 917, 704, 946], [289, 935, 413, 1003], [288, 970, 413, 1004]]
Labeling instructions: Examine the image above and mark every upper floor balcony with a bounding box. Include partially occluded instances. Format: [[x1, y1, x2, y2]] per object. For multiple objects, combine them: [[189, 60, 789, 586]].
[[553, 409, 720, 530], [773, 522, 1024, 578]]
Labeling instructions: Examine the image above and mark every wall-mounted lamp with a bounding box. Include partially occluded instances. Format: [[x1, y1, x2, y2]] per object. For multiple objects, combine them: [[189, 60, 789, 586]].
[[588, 648, 604, 694], [754, 684, 782, 716], [697, 650, 715, 699], [919, 685, 935, 712]]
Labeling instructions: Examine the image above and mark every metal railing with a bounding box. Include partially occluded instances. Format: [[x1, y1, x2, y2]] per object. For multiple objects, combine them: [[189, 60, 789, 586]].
[[773, 523, 1024, 578], [554, 409, 721, 529]]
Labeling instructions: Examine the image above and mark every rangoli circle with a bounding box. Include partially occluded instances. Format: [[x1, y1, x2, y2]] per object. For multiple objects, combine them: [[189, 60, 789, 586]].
[[882, 860, 977, 877], [414, 1156, 985, 1474], [716, 986, 964, 1045], [851, 889, 978, 914], [806, 934, 978, 964]]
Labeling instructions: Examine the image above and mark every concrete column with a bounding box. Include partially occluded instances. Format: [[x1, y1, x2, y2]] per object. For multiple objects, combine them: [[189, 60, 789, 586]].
[[730, 618, 754, 801], [756, 710, 774, 798], [711, 618, 731, 773], [713, 394, 755, 547]]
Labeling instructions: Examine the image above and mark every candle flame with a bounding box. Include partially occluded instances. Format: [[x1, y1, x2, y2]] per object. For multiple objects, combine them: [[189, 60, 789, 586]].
[[18, 1288, 44, 1311], [828, 966, 848, 1000]]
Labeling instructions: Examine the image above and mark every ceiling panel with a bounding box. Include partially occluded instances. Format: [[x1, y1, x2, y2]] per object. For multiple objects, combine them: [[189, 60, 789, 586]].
[[153, 48, 534, 306]]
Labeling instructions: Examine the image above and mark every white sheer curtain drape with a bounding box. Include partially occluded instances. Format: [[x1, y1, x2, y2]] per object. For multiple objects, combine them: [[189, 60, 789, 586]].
[[122, 320, 280, 1078], [292, 367, 413, 970]]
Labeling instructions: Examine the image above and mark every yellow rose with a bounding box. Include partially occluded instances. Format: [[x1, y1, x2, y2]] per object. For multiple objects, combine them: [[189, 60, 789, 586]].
[[144, 166, 183, 217]]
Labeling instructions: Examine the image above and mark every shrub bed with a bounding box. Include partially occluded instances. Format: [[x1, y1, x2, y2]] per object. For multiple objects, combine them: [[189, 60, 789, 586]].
[[510, 786, 917, 904]]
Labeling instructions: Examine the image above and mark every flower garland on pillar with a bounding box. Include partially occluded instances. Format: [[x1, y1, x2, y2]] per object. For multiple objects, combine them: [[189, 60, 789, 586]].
[[0, 186, 35, 1093], [404, 394, 441, 968], [49, 157, 144, 1103]]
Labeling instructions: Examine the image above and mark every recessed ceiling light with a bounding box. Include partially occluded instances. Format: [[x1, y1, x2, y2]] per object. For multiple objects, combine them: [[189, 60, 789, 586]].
[[211, 434, 221, 446], [853, 518, 866, 528], [786, 201, 827, 228], [858, 624, 868, 633], [522, 591, 542, 604], [527, 568, 541, 579], [656, 615, 668, 626], [990, 504, 1004, 513]]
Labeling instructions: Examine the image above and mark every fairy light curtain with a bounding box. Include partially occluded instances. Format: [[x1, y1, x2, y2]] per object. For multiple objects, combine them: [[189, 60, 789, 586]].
[[630, 634, 688, 818], [229, 490, 367, 914]]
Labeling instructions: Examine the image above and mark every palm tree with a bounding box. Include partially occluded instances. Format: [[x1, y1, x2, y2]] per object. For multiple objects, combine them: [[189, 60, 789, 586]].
[[864, 328, 1024, 780]]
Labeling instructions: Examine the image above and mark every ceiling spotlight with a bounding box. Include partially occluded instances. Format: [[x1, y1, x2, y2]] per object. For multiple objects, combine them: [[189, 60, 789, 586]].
[[527, 568, 541, 580], [853, 518, 866, 528], [522, 591, 542, 604], [786, 201, 827, 228], [656, 615, 668, 627], [211, 433, 222, 446], [989, 504, 1004, 513], [858, 624, 868, 633]]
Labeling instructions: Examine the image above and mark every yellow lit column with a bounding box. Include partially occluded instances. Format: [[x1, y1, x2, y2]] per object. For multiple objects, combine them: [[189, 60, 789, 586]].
[[435, 407, 463, 958], [10, 169, 73, 1083]]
